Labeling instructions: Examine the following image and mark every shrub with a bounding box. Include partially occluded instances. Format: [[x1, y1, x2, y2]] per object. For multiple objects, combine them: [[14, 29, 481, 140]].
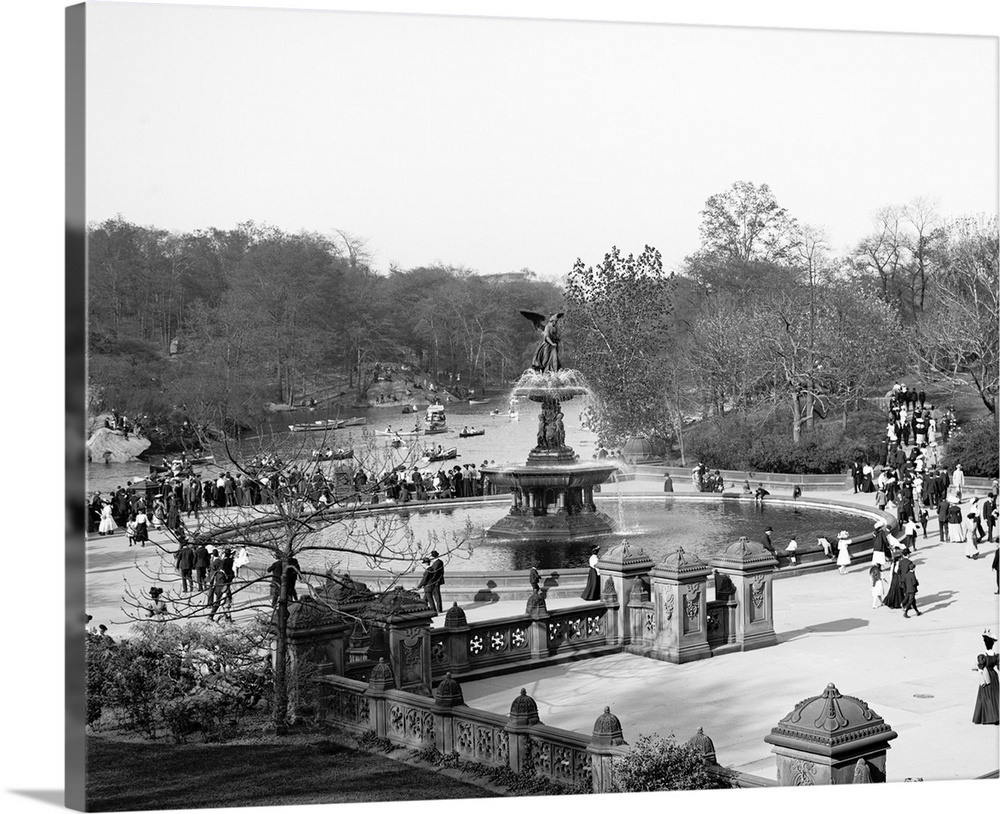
[[942, 417, 999, 479], [161, 693, 234, 743], [682, 408, 885, 474], [613, 733, 736, 792]]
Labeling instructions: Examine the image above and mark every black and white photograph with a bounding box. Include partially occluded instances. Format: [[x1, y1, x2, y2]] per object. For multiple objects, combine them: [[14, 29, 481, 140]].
[[7, 2, 1000, 814]]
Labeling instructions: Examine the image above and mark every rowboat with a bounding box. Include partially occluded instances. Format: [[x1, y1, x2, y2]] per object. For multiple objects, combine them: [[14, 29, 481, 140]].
[[341, 417, 367, 427], [424, 426, 449, 435], [375, 429, 423, 437], [289, 419, 345, 432], [312, 449, 353, 460], [468, 398, 491, 405], [401, 405, 419, 414], [458, 429, 485, 438], [420, 446, 458, 463]]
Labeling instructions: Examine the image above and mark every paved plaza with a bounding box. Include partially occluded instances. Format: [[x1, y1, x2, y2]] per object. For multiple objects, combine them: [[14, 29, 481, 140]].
[[85, 480, 1000, 783]]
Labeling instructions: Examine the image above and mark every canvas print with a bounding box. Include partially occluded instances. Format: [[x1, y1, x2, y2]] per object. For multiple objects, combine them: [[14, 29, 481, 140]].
[[70, 2, 999, 810]]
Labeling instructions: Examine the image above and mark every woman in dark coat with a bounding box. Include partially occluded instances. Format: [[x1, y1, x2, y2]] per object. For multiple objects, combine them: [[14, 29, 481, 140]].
[[883, 553, 908, 609], [581, 546, 601, 601], [972, 632, 999, 725]]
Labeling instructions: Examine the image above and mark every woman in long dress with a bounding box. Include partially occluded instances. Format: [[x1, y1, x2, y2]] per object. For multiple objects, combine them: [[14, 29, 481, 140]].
[[882, 555, 907, 609], [98, 502, 116, 535], [836, 531, 852, 574], [964, 512, 980, 560], [870, 522, 891, 568], [972, 633, 999, 725], [581, 546, 601, 601], [134, 509, 149, 546]]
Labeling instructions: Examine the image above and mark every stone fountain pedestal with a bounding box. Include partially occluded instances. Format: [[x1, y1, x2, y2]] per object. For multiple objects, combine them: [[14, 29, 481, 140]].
[[481, 385, 617, 542]]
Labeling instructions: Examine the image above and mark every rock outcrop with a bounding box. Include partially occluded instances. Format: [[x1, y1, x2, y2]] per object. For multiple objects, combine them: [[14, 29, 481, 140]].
[[86, 427, 150, 463]]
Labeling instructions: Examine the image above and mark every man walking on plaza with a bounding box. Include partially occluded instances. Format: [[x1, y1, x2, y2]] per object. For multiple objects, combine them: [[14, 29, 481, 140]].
[[426, 550, 445, 613], [952, 463, 965, 500], [902, 562, 922, 618], [177, 541, 196, 593]]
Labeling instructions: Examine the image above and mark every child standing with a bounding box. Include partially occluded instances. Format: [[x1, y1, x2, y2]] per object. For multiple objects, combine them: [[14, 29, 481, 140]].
[[125, 514, 137, 547], [869, 564, 885, 608]]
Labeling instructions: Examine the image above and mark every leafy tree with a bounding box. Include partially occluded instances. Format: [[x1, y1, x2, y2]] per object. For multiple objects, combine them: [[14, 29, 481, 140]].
[[565, 246, 676, 447], [685, 181, 800, 296]]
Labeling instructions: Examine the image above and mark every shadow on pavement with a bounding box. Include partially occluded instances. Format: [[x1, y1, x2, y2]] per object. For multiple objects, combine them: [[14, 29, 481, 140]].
[[779, 617, 870, 641]]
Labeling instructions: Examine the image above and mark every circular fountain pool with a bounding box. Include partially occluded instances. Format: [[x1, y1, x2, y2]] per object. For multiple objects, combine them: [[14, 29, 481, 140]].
[[308, 494, 878, 573]]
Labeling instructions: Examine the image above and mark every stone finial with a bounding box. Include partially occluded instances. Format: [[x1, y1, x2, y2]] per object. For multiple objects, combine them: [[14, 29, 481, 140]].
[[366, 657, 394, 695], [853, 758, 872, 783], [652, 547, 711, 580], [711, 536, 778, 568], [601, 576, 618, 600], [443, 602, 468, 628], [433, 672, 464, 708], [591, 706, 626, 747], [765, 683, 897, 755], [526, 591, 548, 614], [507, 688, 541, 727], [598, 542, 654, 570], [686, 727, 717, 764]]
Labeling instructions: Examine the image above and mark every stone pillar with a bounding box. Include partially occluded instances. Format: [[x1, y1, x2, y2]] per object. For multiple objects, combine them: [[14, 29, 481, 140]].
[[709, 536, 779, 652], [764, 683, 898, 785], [432, 672, 464, 755], [601, 574, 620, 646], [596, 543, 654, 646], [504, 689, 541, 774], [527, 592, 550, 660], [441, 603, 470, 674], [588, 706, 628, 794], [364, 658, 394, 738], [648, 548, 712, 663], [368, 588, 437, 696], [625, 577, 655, 655], [283, 598, 350, 720]]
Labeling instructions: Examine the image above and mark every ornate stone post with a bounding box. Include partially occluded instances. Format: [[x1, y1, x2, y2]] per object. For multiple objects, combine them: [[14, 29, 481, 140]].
[[368, 588, 437, 696], [432, 672, 464, 755], [504, 688, 541, 774], [764, 683, 898, 784], [364, 658, 394, 738], [588, 706, 628, 794], [601, 574, 620, 646], [648, 548, 712, 663], [283, 598, 350, 719], [596, 543, 654, 646], [625, 577, 655, 655], [709, 537, 778, 652], [441, 603, 470, 675]]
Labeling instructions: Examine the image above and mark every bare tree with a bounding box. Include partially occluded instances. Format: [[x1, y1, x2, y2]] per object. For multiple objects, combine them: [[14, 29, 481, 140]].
[[121, 426, 470, 732], [911, 215, 999, 414]]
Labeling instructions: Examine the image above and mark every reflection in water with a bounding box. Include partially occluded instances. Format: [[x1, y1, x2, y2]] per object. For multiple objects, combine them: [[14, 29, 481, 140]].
[[311, 497, 873, 572]]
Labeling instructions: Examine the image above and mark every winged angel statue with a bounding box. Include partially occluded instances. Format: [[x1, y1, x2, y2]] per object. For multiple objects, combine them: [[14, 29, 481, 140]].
[[520, 310, 565, 373]]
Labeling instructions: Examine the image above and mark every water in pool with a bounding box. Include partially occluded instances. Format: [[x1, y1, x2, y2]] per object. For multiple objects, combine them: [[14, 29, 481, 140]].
[[309, 496, 874, 573]]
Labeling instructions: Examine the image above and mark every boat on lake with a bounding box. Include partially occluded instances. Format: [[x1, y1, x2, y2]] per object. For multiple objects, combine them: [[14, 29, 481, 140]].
[[458, 428, 485, 438], [289, 418, 345, 432]]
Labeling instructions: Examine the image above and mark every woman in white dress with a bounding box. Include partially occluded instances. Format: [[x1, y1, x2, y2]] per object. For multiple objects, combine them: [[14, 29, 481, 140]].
[[965, 512, 980, 559], [233, 545, 250, 578], [98, 502, 116, 535], [836, 531, 853, 574]]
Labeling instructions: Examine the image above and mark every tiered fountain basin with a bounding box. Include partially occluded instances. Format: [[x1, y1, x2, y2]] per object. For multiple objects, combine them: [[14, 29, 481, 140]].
[[481, 460, 618, 541]]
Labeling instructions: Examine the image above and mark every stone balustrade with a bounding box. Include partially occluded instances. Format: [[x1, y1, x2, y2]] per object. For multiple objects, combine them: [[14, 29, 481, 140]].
[[317, 668, 898, 792]]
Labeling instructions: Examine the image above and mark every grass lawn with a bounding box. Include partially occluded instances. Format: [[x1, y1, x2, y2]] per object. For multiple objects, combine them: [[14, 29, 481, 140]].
[[86, 734, 498, 811]]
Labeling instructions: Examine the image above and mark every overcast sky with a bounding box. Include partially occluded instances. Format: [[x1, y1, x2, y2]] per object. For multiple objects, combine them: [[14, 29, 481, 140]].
[[85, 2, 997, 278]]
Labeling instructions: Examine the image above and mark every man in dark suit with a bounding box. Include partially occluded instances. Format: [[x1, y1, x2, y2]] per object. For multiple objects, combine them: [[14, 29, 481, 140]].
[[851, 459, 864, 494], [177, 542, 196, 593], [902, 564, 921, 618], [426, 550, 445, 613], [194, 543, 211, 591]]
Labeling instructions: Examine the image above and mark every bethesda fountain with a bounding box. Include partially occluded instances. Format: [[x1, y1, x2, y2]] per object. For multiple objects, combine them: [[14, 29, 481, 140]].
[[481, 310, 618, 542]]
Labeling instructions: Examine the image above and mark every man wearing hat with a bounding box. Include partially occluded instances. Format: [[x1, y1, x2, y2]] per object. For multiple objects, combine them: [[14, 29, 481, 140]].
[[415, 556, 435, 611], [425, 550, 445, 613]]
